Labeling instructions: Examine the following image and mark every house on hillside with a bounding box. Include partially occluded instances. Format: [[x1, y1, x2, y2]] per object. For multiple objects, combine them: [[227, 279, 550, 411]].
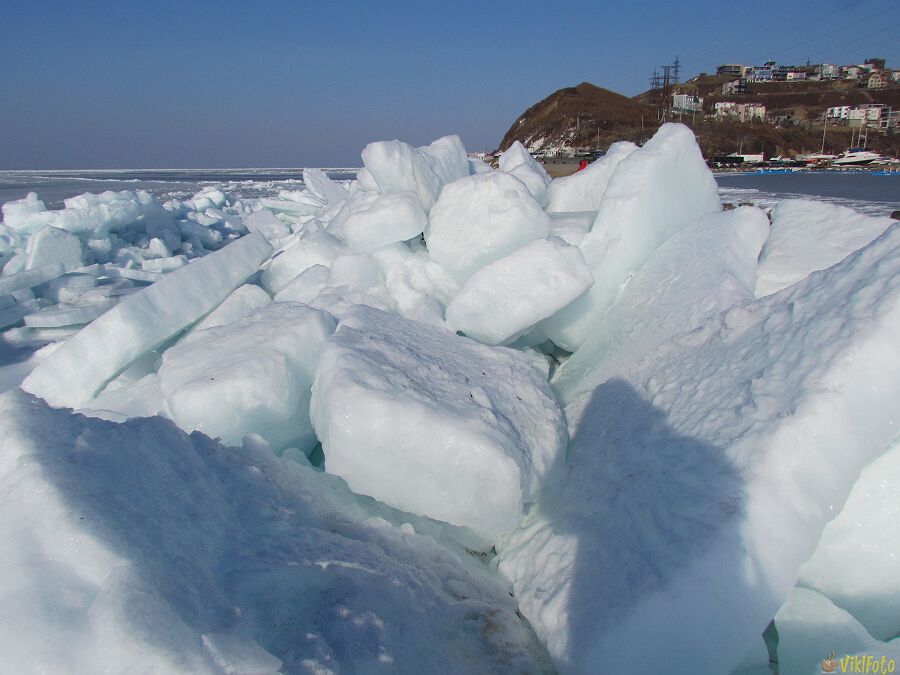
[[672, 93, 704, 113], [865, 72, 886, 89], [817, 63, 838, 79], [722, 79, 748, 95], [714, 102, 766, 122], [747, 66, 773, 82], [842, 65, 863, 79], [717, 64, 745, 77]]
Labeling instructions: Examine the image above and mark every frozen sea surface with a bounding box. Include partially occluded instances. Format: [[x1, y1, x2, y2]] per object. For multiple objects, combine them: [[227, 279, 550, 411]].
[[717, 172, 900, 217], [0, 168, 358, 208]]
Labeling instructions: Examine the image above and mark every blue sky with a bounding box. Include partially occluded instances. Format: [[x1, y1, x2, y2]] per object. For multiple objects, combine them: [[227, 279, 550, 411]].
[[1, 0, 897, 168]]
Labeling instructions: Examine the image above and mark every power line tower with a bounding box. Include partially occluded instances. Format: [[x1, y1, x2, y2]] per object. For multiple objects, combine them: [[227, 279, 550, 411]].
[[673, 55, 681, 86]]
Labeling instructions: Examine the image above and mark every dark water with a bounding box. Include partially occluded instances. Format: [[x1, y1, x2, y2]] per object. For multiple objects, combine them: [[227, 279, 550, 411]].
[[0, 168, 359, 209]]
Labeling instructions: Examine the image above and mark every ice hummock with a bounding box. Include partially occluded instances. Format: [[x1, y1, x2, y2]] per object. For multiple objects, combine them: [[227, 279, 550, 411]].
[[756, 198, 895, 297], [310, 305, 566, 543], [498, 222, 900, 674], [424, 171, 552, 284], [159, 302, 336, 452], [540, 123, 722, 350], [22, 233, 272, 407], [0, 389, 552, 673], [446, 237, 594, 345], [2, 126, 900, 673]]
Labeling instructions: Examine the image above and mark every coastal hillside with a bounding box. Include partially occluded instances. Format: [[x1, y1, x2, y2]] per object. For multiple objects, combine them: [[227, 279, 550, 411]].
[[500, 78, 900, 158], [496, 82, 655, 153]]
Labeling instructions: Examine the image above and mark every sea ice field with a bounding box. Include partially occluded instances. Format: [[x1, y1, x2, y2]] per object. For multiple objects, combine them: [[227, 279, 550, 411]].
[[1, 125, 899, 674]]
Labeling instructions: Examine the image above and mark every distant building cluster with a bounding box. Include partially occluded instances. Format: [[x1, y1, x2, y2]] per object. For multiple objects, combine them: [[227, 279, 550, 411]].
[[716, 58, 897, 94], [666, 57, 900, 130], [825, 103, 899, 130]]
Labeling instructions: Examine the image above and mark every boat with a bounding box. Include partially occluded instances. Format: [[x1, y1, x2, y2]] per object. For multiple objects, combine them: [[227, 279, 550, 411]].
[[832, 148, 884, 166], [796, 153, 837, 164]]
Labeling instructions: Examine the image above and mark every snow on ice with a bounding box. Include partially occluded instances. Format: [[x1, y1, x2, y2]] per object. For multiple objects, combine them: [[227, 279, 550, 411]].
[[2, 122, 900, 673]]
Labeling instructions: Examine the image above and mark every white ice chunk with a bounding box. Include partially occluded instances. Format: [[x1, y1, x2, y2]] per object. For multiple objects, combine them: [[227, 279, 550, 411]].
[[22, 233, 272, 408], [42, 273, 98, 304], [540, 123, 722, 350], [498, 222, 900, 673], [260, 230, 344, 294], [273, 264, 331, 304], [160, 303, 336, 452], [310, 305, 566, 542], [185, 284, 271, 338], [468, 157, 493, 174], [548, 211, 595, 247], [756, 199, 895, 297], [82, 373, 167, 420], [446, 237, 593, 345], [796, 436, 900, 641], [545, 141, 637, 212], [773, 588, 900, 675], [24, 298, 116, 328], [26, 190, 171, 238], [498, 141, 552, 206], [424, 172, 552, 284], [244, 209, 291, 241], [361, 135, 469, 212], [554, 206, 770, 400], [331, 191, 427, 253], [24, 226, 83, 272], [1, 192, 48, 233], [141, 255, 187, 273], [0, 263, 65, 295], [303, 167, 349, 207], [327, 253, 382, 292]]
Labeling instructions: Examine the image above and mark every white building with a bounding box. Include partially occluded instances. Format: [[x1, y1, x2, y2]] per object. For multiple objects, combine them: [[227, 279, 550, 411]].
[[672, 93, 704, 113], [818, 63, 838, 79], [826, 106, 851, 120], [714, 102, 766, 122]]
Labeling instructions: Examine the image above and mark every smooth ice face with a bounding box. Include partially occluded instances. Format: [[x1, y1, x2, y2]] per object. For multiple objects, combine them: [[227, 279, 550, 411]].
[[302, 167, 349, 207], [540, 123, 721, 350], [273, 264, 331, 304], [498, 223, 900, 674], [310, 306, 566, 542], [545, 141, 637, 212], [446, 237, 594, 346], [0, 390, 551, 674], [24, 226, 83, 272], [244, 209, 291, 241], [756, 198, 895, 297], [260, 229, 344, 294], [183, 284, 271, 340], [330, 190, 427, 253], [160, 302, 336, 452], [22, 233, 273, 408], [554, 206, 771, 401], [498, 141, 552, 207], [796, 437, 900, 641], [424, 171, 552, 284], [360, 135, 469, 212]]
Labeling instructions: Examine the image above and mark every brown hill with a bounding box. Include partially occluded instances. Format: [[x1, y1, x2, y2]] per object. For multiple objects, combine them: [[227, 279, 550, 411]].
[[496, 82, 655, 152], [498, 79, 900, 159]]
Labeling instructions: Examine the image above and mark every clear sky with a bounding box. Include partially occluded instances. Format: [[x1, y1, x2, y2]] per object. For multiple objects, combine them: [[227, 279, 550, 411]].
[[1, 0, 898, 168]]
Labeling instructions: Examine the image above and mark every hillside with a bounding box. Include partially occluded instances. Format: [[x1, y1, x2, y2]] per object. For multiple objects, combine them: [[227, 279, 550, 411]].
[[500, 79, 900, 159], [496, 82, 655, 152]]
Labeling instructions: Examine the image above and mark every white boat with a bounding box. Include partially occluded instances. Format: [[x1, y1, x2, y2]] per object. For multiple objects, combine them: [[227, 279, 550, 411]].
[[796, 153, 836, 164], [832, 148, 884, 166]]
